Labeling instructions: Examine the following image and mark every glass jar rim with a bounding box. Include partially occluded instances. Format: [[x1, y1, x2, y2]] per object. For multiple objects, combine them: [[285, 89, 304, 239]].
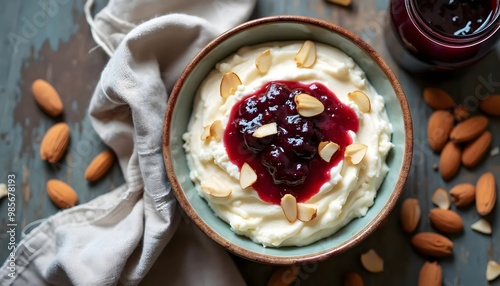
[[408, 0, 500, 44]]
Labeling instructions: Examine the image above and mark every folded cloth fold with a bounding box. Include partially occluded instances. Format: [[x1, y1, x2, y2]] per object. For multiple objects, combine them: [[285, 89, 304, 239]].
[[0, 0, 255, 285]]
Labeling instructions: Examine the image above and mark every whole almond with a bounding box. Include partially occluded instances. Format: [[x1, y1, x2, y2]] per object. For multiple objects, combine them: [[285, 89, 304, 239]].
[[476, 172, 496, 216], [46, 179, 78, 208], [84, 150, 115, 182], [343, 271, 364, 286], [411, 232, 453, 257], [423, 87, 455, 110], [439, 141, 461, 181], [479, 95, 500, 116], [429, 209, 464, 234], [418, 261, 442, 286], [449, 183, 475, 207], [427, 110, 454, 152], [326, 0, 352, 6], [267, 266, 299, 286], [40, 122, 70, 163], [400, 198, 421, 233], [462, 131, 492, 168], [32, 79, 63, 117], [450, 115, 488, 143]]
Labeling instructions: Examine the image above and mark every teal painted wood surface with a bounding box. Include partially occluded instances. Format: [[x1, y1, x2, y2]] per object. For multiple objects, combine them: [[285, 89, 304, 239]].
[[0, 0, 499, 285]]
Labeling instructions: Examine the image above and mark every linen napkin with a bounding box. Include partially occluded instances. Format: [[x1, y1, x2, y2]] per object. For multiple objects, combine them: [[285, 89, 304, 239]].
[[0, 0, 255, 285]]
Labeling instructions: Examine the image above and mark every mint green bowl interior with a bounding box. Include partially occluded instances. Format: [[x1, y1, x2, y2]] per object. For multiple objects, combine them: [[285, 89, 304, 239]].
[[165, 16, 412, 264]]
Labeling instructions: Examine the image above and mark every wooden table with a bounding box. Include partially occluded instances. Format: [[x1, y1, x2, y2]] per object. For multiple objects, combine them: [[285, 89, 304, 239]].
[[1, 0, 499, 285]]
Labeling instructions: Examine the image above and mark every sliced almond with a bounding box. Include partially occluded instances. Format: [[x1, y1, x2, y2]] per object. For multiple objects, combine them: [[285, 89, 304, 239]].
[[256, 49, 272, 74], [491, 147, 499, 157], [294, 40, 316, 68], [239, 163, 257, 189], [318, 141, 339, 162], [220, 72, 242, 100], [345, 143, 368, 165], [0, 184, 8, 200], [210, 120, 223, 142], [471, 218, 492, 235], [201, 121, 224, 142], [348, 90, 371, 113], [487, 261, 500, 281], [281, 194, 298, 223], [360, 249, 384, 273], [431, 188, 450, 210], [294, 93, 324, 117], [297, 203, 317, 222], [253, 122, 278, 138], [201, 176, 232, 198], [200, 125, 211, 141]]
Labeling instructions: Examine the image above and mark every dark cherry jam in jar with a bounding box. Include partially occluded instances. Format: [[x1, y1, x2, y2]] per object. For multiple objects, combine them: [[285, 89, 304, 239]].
[[416, 0, 495, 36], [386, 0, 500, 72], [224, 81, 359, 205]]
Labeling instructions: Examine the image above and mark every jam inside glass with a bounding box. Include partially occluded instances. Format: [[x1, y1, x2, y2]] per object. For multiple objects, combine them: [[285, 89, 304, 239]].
[[386, 0, 500, 71], [224, 81, 359, 204], [416, 0, 495, 36]]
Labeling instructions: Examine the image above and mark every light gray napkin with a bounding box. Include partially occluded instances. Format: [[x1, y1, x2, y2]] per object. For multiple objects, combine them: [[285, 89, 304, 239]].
[[0, 0, 255, 285]]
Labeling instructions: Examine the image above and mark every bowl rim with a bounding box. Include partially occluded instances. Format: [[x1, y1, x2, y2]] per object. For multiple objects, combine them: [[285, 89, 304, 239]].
[[163, 15, 413, 265]]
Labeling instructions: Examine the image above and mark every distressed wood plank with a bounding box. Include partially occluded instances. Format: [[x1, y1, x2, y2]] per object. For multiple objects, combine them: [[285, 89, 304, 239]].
[[0, 0, 122, 264], [0, 0, 499, 285]]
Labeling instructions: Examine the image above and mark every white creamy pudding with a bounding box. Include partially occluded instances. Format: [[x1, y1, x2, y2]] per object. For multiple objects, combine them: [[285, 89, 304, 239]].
[[183, 41, 393, 247]]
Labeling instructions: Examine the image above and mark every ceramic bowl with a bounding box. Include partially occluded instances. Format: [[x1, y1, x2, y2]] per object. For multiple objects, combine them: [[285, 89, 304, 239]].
[[163, 16, 413, 264]]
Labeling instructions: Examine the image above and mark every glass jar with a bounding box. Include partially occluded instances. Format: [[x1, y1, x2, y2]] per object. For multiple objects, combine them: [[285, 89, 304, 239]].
[[386, 0, 500, 72]]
